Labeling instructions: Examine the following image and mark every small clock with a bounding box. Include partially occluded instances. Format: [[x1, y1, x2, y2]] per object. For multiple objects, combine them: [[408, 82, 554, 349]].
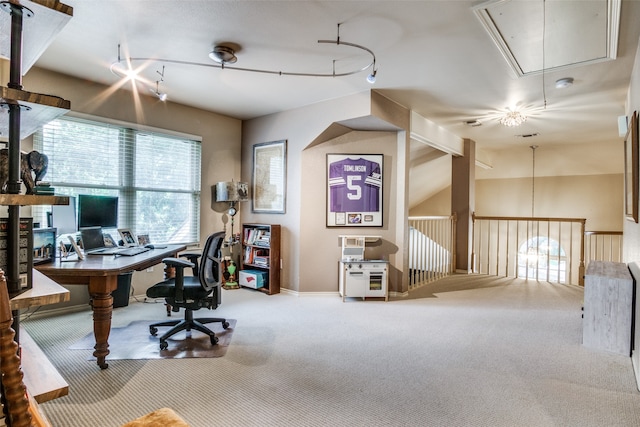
[[228, 206, 237, 216]]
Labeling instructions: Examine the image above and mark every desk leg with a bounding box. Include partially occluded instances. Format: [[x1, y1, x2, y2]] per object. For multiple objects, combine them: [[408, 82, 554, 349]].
[[88, 276, 117, 370]]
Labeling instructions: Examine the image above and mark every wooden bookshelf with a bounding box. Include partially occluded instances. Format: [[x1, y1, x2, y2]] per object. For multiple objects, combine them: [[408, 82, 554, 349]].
[[241, 223, 280, 295]]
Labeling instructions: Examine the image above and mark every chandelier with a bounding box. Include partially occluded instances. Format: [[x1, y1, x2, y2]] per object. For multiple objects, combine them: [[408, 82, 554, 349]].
[[499, 109, 527, 127]]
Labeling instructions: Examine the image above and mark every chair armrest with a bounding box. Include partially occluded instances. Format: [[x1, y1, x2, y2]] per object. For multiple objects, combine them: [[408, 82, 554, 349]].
[[162, 257, 195, 269], [161, 258, 194, 304]]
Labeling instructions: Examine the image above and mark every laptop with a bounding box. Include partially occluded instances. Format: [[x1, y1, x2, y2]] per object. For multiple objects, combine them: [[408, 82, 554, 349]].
[[80, 227, 123, 255], [80, 227, 151, 256]]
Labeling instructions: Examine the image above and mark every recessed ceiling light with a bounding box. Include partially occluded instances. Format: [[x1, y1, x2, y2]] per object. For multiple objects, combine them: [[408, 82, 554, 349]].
[[464, 120, 482, 127], [555, 77, 574, 89]]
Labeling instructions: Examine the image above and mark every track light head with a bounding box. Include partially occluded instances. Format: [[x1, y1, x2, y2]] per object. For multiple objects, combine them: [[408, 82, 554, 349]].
[[367, 69, 377, 84]]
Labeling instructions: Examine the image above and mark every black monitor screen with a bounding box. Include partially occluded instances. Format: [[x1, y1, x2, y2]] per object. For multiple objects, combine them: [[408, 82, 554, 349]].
[[77, 195, 118, 229]]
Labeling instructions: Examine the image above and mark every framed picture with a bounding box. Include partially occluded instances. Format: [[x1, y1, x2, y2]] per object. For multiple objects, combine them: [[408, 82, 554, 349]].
[[118, 228, 137, 246], [103, 233, 118, 247], [33, 227, 56, 265], [252, 140, 287, 213], [137, 234, 150, 246], [625, 111, 638, 223], [327, 153, 383, 227]]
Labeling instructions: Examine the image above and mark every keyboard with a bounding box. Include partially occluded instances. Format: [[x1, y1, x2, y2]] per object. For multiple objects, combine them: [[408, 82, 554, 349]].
[[86, 247, 123, 255], [117, 247, 151, 257]]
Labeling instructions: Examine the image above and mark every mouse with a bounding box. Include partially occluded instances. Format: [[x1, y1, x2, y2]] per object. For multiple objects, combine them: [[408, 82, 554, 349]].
[[145, 244, 155, 249]]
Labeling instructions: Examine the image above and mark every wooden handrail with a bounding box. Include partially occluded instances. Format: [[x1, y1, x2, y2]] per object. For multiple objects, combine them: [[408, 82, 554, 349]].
[[472, 213, 586, 224], [584, 231, 623, 236]]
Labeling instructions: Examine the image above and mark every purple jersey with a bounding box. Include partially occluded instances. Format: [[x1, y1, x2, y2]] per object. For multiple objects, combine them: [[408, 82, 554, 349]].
[[329, 158, 381, 212]]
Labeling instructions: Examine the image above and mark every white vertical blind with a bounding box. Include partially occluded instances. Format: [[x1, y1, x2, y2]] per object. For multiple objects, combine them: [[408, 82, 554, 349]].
[[33, 116, 201, 244]]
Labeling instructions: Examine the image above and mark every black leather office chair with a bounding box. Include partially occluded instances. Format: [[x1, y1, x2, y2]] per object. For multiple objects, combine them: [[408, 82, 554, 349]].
[[146, 231, 229, 350]]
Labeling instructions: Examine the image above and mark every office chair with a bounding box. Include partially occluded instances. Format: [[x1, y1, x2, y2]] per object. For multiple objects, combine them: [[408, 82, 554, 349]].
[[146, 231, 229, 350]]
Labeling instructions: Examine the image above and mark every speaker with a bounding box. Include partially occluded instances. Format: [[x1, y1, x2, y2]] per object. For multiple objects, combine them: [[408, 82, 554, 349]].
[[618, 115, 628, 137]]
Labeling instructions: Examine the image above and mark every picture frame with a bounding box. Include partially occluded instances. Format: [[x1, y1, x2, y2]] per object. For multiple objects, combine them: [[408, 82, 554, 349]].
[[252, 140, 287, 213], [625, 111, 638, 223], [67, 235, 84, 260], [103, 233, 118, 248], [327, 153, 383, 227], [137, 234, 151, 246], [33, 227, 56, 265], [118, 228, 137, 246]]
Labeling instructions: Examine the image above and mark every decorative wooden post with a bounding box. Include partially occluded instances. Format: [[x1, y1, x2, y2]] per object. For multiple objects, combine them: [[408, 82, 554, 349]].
[[0, 269, 32, 427]]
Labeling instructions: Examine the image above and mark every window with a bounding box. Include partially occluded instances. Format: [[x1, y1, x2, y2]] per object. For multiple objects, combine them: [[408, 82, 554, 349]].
[[34, 115, 201, 244], [517, 236, 567, 283]]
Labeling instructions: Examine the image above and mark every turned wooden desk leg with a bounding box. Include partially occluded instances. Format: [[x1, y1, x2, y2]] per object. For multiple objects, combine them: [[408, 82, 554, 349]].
[[89, 276, 117, 370]]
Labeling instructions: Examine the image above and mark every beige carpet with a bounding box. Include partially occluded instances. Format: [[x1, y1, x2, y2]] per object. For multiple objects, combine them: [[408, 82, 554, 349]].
[[69, 319, 236, 360], [22, 277, 640, 427]]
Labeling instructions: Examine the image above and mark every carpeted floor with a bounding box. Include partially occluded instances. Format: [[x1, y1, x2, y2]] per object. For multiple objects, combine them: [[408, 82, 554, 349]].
[[22, 275, 640, 427], [69, 319, 236, 360]]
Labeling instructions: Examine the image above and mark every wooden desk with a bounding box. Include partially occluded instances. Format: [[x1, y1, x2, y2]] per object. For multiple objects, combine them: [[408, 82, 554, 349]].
[[35, 245, 186, 369]]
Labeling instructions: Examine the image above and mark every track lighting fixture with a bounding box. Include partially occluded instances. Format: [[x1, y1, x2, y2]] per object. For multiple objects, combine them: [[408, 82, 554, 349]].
[[110, 24, 378, 100]]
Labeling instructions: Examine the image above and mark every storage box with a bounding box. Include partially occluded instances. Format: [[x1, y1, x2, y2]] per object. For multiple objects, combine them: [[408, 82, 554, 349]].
[[239, 269, 267, 289]]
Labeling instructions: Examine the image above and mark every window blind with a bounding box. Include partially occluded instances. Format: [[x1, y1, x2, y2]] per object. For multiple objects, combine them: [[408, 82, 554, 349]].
[[33, 115, 201, 244]]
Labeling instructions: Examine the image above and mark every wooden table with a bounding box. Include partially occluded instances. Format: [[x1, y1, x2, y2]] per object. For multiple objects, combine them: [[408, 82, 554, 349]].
[[35, 245, 186, 369]]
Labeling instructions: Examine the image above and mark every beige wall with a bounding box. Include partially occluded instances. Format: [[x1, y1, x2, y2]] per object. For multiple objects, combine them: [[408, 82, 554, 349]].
[[409, 187, 451, 216], [241, 91, 411, 294], [240, 91, 375, 293], [624, 40, 640, 263], [21, 67, 242, 306], [299, 131, 402, 293], [411, 174, 622, 231], [476, 174, 623, 231]]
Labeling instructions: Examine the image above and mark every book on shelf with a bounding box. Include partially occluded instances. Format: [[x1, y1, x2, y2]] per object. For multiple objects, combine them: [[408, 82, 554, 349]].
[[253, 255, 269, 267], [244, 228, 271, 246], [0, 217, 33, 293], [244, 246, 268, 265]]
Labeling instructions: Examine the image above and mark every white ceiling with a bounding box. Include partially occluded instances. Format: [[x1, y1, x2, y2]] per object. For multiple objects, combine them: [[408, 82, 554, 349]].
[[21, 1, 640, 186]]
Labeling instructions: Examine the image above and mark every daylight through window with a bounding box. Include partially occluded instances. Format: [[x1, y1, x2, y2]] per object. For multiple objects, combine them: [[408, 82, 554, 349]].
[[33, 115, 201, 244]]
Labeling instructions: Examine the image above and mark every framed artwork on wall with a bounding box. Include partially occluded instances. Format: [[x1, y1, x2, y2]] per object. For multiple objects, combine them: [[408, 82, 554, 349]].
[[625, 111, 638, 223], [252, 140, 287, 213], [326, 153, 383, 227]]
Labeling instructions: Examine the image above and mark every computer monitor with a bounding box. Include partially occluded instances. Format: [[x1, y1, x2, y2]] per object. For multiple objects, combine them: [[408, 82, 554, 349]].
[[77, 195, 118, 229], [51, 196, 77, 236]]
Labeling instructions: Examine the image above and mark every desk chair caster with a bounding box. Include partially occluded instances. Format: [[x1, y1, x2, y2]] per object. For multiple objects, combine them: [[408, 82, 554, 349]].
[[150, 320, 230, 349]]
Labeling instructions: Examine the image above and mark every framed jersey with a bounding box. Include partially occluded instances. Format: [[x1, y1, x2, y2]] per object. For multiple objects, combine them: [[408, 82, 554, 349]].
[[327, 153, 383, 227]]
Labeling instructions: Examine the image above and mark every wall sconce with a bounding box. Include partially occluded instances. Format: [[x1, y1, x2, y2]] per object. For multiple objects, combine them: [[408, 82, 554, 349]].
[[215, 181, 249, 243]]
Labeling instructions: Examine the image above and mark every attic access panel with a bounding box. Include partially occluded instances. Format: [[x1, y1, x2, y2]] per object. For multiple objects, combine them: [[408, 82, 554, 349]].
[[473, 0, 620, 77]]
